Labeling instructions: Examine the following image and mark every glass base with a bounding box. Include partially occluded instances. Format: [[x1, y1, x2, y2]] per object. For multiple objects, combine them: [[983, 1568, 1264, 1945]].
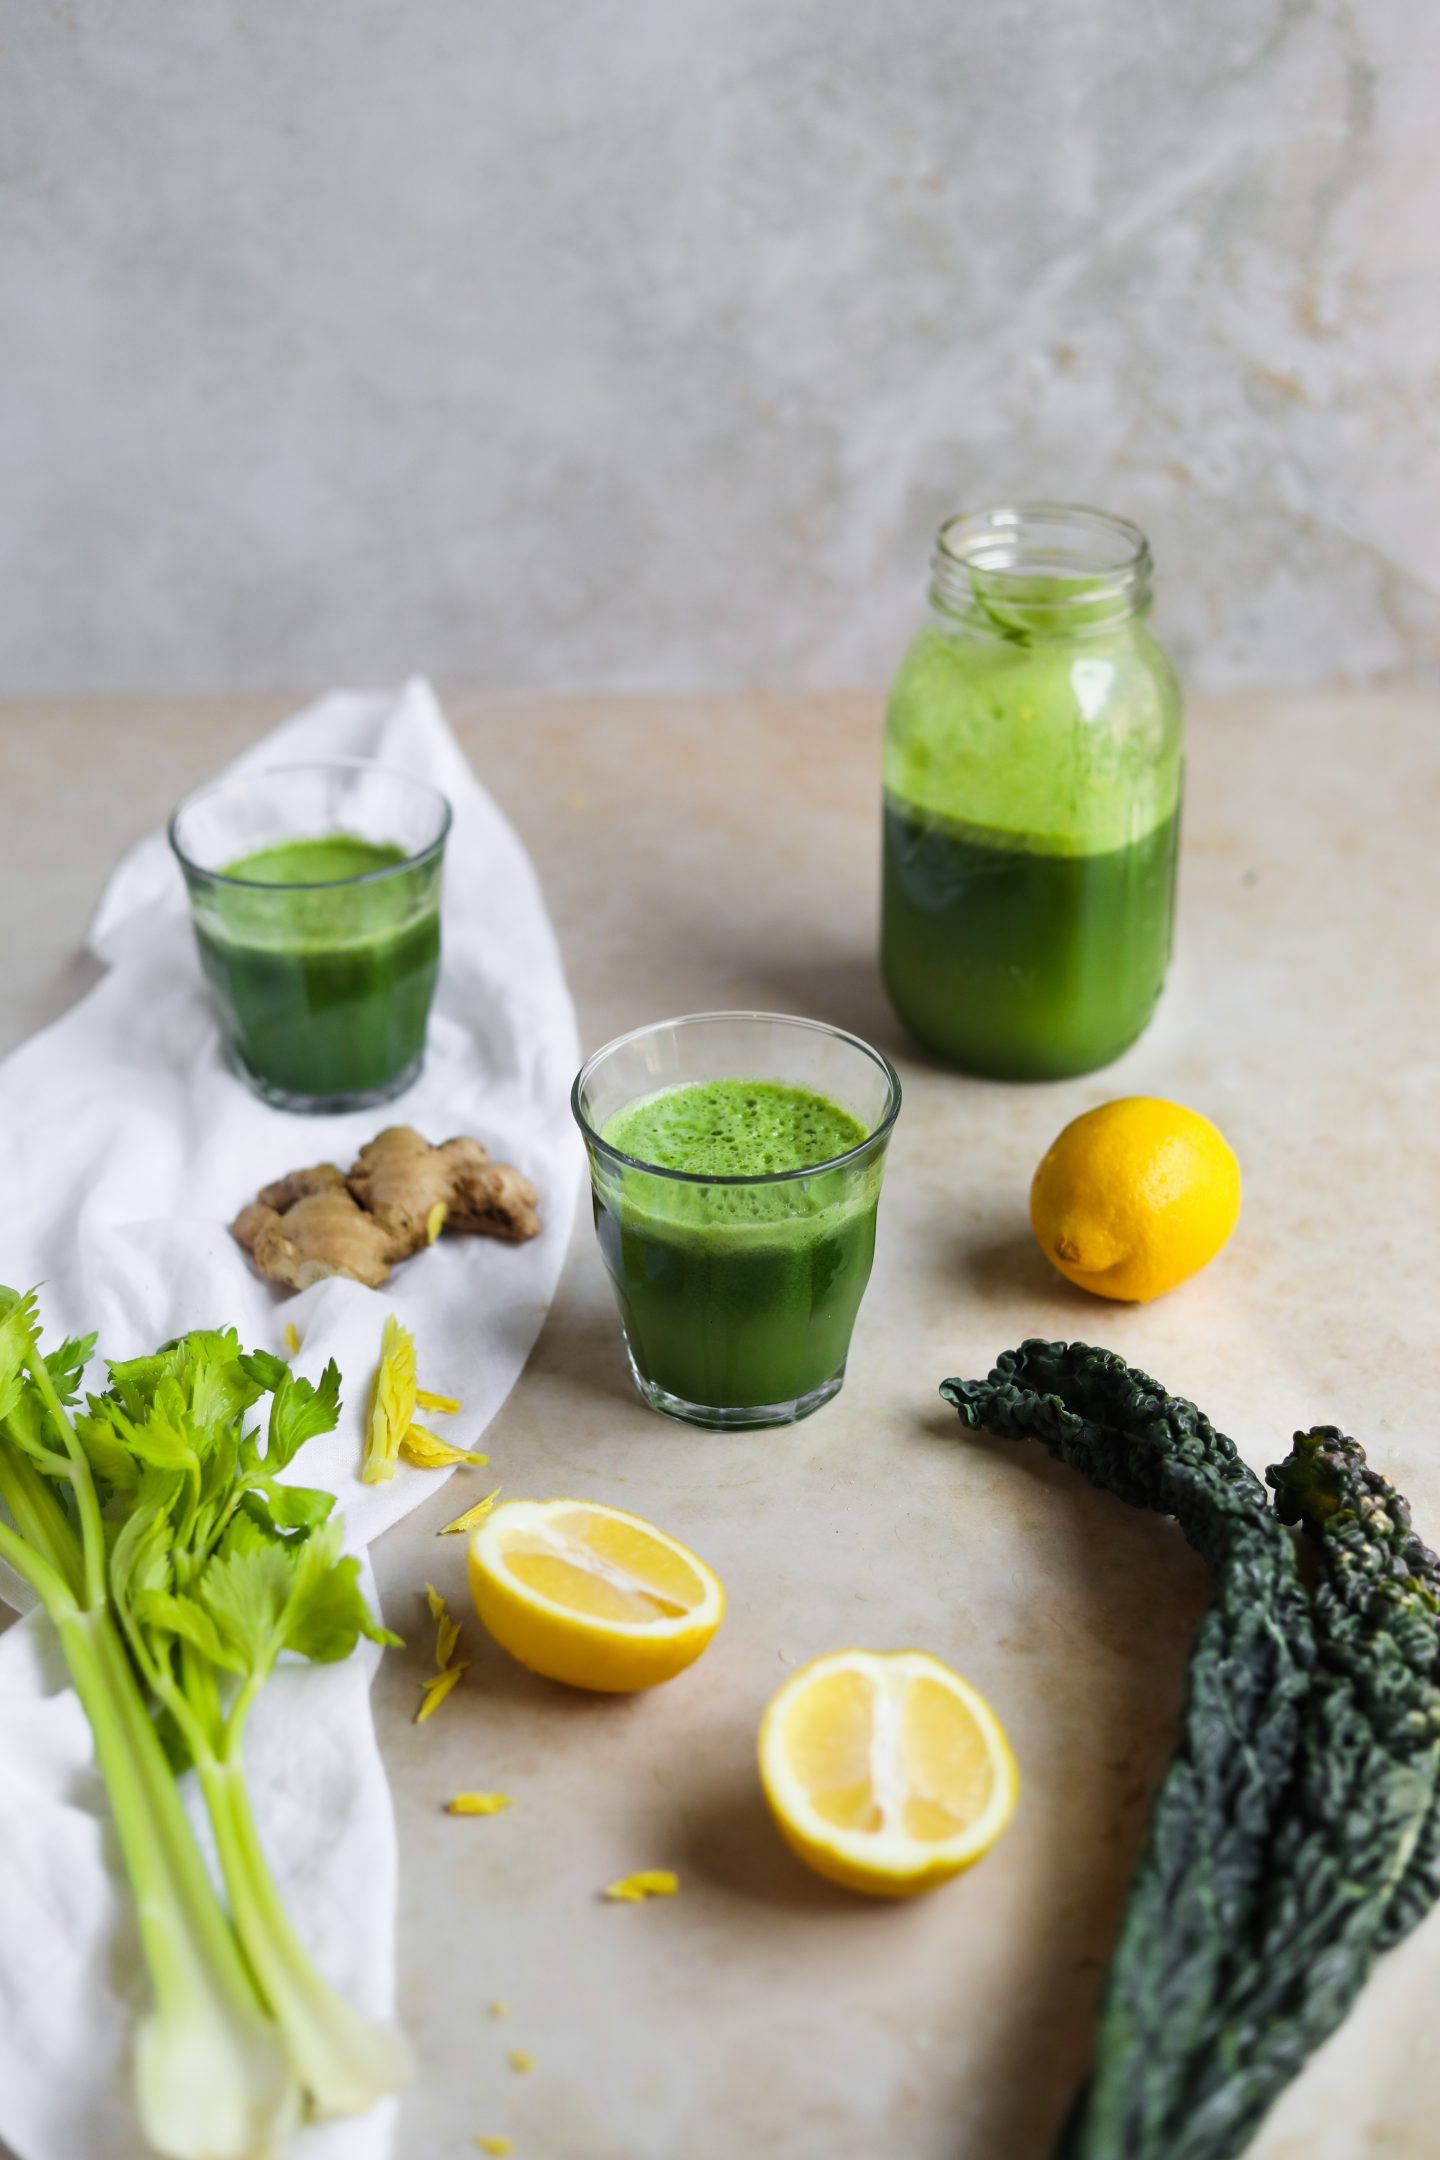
[[233, 1052, 425, 1116], [624, 1343, 846, 1431]]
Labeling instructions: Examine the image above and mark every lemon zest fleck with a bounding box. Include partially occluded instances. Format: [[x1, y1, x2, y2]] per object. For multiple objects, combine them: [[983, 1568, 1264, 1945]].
[[447, 1792, 512, 1816], [282, 1321, 301, 1357], [474, 2139, 513, 2155], [416, 1386, 462, 1415], [440, 1487, 502, 1536], [488, 1998, 509, 2020], [602, 1870, 679, 1903], [401, 1424, 489, 1470], [416, 1664, 468, 1723], [507, 2048, 535, 2074], [362, 1315, 416, 1484]]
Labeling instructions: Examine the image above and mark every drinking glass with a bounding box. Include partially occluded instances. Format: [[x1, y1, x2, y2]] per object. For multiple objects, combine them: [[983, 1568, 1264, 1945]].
[[573, 1012, 901, 1430], [170, 759, 451, 1112]]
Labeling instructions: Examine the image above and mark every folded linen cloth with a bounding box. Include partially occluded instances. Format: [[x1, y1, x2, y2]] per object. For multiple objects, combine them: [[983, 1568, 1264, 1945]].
[[0, 679, 580, 2160]]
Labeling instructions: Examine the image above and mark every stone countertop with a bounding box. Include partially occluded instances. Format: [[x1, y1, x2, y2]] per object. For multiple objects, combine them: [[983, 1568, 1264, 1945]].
[[1, 690, 1438, 2160]]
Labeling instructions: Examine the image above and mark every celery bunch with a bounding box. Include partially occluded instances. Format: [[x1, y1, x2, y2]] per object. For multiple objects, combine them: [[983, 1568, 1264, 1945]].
[[0, 1288, 409, 2158]]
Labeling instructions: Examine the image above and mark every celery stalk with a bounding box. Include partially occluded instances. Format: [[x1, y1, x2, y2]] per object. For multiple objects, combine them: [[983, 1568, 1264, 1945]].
[[0, 1294, 301, 2158]]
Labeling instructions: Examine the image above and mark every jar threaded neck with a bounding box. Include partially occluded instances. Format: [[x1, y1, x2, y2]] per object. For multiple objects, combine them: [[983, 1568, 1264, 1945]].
[[929, 503, 1152, 639]]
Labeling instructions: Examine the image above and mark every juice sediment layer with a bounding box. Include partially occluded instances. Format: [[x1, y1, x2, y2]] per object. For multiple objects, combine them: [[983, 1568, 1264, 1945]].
[[595, 1079, 881, 1412], [881, 798, 1180, 1081], [193, 832, 441, 1099]]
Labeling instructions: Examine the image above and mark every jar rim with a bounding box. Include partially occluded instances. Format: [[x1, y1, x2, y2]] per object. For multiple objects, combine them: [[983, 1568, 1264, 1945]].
[[931, 501, 1152, 636]]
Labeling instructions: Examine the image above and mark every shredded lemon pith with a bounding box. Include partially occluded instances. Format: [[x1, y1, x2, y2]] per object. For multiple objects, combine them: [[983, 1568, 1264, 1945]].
[[440, 1487, 501, 1536], [282, 1321, 301, 1357], [474, 2138, 513, 2155], [363, 1315, 417, 1484], [417, 1664, 468, 1722], [447, 1792, 513, 1816], [400, 1425, 489, 1470], [416, 1584, 467, 1721], [488, 1999, 509, 2020], [426, 1583, 463, 1670], [507, 2049, 535, 2074], [603, 1870, 679, 1903], [416, 1386, 462, 1414]]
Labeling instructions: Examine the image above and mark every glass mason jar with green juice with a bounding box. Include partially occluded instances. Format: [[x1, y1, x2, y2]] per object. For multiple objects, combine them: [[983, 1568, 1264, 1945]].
[[880, 504, 1182, 1081]]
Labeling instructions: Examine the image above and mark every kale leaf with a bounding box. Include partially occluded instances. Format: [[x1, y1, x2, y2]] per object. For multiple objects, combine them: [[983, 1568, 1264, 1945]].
[[944, 1348, 1440, 2160]]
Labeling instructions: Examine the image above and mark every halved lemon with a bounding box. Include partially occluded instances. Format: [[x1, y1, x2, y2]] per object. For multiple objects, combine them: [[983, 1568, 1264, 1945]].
[[468, 1499, 725, 1691], [758, 1649, 1019, 1896]]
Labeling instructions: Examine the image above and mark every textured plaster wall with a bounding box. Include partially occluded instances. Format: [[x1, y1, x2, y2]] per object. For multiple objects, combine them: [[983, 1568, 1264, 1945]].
[[2, 1, 1438, 694]]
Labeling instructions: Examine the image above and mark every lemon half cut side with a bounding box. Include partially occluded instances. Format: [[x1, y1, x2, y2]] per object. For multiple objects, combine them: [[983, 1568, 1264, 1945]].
[[468, 1498, 724, 1692], [758, 1648, 1019, 1896]]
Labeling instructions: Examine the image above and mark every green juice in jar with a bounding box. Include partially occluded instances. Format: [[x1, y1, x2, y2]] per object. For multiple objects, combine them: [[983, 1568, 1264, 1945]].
[[880, 507, 1183, 1081]]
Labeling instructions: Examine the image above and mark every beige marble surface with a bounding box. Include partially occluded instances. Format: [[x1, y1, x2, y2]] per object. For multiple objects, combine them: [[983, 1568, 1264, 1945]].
[[1, 690, 1438, 2160]]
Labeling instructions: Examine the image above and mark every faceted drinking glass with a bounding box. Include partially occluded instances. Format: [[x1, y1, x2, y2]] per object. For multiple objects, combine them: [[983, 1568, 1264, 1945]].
[[170, 759, 451, 1112], [573, 1012, 901, 1431]]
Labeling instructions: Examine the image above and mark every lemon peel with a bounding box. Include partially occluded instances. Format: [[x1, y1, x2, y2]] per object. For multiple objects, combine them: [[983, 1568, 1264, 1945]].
[[447, 1792, 512, 1816], [1030, 1097, 1242, 1304], [425, 1201, 448, 1244], [401, 1426, 490, 1470], [603, 1870, 679, 1903], [507, 2049, 535, 2074], [488, 1999, 509, 2020], [282, 1321, 301, 1357], [440, 1488, 501, 1537], [474, 2138, 513, 2155]]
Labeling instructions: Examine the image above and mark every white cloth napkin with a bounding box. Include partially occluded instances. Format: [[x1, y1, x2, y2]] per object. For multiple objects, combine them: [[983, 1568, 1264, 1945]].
[[0, 680, 581, 2160]]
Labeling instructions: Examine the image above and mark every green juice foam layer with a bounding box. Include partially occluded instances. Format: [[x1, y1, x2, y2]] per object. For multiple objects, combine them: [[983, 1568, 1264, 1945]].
[[602, 1080, 870, 1230], [224, 834, 410, 885], [604, 1079, 867, 1178]]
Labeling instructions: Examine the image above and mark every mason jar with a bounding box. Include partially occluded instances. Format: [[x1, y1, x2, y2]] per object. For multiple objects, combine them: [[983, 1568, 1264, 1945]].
[[880, 503, 1183, 1081]]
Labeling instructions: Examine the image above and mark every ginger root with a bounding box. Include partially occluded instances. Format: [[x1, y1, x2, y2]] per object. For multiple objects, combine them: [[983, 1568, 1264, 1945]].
[[232, 1125, 541, 1293]]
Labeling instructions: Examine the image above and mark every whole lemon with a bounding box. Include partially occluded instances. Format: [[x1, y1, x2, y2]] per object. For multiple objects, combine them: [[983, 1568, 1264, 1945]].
[[1030, 1097, 1241, 1302]]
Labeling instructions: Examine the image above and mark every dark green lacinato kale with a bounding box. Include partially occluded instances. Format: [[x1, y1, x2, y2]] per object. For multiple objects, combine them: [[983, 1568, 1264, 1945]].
[[1160, 1427, 1440, 2152], [943, 1350, 1440, 2160], [942, 1342, 1316, 2157], [1269, 1426, 1440, 1950]]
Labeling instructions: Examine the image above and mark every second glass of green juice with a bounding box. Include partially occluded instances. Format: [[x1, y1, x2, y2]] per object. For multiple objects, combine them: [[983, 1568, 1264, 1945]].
[[573, 1013, 901, 1431], [170, 759, 451, 1111]]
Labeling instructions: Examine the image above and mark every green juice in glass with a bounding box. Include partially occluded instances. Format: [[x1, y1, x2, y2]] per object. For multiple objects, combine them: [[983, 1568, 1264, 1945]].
[[594, 1079, 879, 1415], [193, 833, 442, 1103]]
